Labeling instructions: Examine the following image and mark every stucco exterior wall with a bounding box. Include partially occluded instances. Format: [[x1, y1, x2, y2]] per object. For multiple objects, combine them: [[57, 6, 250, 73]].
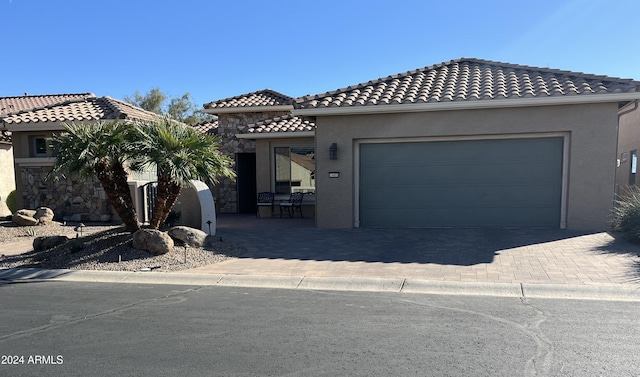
[[314, 103, 619, 231], [0, 144, 14, 216], [616, 103, 640, 196]]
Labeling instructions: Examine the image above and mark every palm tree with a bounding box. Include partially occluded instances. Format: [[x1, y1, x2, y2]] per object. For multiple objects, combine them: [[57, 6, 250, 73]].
[[134, 116, 235, 230], [49, 121, 141, 232]]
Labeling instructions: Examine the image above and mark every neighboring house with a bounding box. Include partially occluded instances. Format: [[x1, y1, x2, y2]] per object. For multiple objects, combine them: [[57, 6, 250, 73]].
[[0, 130, 13, 216], [0, 93, 95, 216], [206, 58, 640, 231], [0, 96, 161, 221], [616, 101, 640, 196]]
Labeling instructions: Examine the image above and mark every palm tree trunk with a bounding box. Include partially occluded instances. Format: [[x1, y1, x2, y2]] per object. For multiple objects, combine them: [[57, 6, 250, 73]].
[[149, 175, 170, 230], [149, 178, 182, 230], [162, 182, 182, 225], [95, 160, 140, 233]]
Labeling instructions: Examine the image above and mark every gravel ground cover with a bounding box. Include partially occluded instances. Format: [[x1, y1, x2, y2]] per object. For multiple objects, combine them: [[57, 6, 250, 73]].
[[0, 221, 245, 272]]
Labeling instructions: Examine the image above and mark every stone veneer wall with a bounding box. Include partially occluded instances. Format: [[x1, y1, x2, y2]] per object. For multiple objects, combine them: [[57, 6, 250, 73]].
[[20, 166, 111, 222], [216, 111, 290, 213]]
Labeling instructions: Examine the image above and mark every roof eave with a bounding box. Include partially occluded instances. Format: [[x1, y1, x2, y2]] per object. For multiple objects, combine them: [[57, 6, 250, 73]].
[[293, 93, 640, 116], [203, 105, 294, 114], [236, 131, 315, 139], [3, 119, 112, 132]]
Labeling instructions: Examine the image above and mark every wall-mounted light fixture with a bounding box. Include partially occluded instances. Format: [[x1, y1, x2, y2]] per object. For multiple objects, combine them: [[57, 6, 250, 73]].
[[329, 143, 338, 160]]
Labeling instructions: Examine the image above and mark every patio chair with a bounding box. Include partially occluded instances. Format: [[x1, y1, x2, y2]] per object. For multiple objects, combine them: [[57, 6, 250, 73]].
[[279, 192, 305, 218], [256, 192, 275, 218]]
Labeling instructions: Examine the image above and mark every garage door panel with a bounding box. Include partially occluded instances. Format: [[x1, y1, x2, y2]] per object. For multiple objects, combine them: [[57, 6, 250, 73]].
[[359, 137, 563, 228], [362, 183, 560, 209], [362, 161, 561, 186], [361, 207, 560, 228]]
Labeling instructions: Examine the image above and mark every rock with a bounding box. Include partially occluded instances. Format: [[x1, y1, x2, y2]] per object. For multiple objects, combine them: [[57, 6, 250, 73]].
[[33, 236, 70, 251], [34, 207, 55, 226], [168, 226, 209, 247], [133, 229, 174, 255], [17, 209, 37, 217], [12, 207, 55, 226], [12, 209, 38, 226]]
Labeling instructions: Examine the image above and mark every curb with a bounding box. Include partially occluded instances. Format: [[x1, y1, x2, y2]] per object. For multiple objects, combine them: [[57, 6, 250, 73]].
[[1, 267, 640, 301]]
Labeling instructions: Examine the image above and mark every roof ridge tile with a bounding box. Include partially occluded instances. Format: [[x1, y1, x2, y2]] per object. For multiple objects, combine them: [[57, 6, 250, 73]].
[[204, 88, 294, 110]]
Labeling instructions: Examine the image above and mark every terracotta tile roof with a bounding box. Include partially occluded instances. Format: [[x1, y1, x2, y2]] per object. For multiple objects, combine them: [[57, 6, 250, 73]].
[[295, 58, 640, 111], [0, 93, 96, 144], [204, 89, 294, 111], [0, 93, 95, 116], [1, 96, 161, 125], [192, 119, 219, 135], [246, 114, 315, 134]]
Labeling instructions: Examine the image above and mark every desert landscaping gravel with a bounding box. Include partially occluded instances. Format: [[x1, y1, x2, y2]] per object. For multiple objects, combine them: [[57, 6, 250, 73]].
[[0, 221, 245, 272]]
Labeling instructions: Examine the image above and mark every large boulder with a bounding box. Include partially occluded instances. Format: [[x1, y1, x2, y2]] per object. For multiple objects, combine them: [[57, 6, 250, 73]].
[[133, 229, 174, 255], [12, 207, 56, 226], [13, 209, 38, 226], [34, 207, 55, 226], [33, 236, 70, 251], [168, 226, 210, 247]]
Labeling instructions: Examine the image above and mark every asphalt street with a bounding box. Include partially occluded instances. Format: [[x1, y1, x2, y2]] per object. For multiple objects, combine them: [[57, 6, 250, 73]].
[[1, 281, 639, 376]]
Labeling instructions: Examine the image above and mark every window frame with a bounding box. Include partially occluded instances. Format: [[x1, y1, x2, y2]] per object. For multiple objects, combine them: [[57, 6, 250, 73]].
[[273, 145, 315, 195], [31, 135, 49, 157]]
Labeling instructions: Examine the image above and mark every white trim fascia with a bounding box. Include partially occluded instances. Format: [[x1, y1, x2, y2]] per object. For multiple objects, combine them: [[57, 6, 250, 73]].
[[5, 123, 67, 132], [236, 131, 315, 139], [203, 105, 294, 114], [294, 93, 640, 116], [4, 119, 110, 132], [15, 157, 55, 166]]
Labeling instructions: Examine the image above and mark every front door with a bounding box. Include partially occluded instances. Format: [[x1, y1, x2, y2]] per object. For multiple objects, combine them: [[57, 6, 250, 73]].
[[236, 153, 257, 214]]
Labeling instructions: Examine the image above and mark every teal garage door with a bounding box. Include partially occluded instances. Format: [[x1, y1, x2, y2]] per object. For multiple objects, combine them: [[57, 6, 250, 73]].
[[359, 137, 563, 228]]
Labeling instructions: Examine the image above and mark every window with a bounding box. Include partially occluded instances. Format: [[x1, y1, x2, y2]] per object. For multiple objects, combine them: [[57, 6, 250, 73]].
[[274, 146, 315, 194], [631, 150, 637, 185], [31, 136, 49, 157]]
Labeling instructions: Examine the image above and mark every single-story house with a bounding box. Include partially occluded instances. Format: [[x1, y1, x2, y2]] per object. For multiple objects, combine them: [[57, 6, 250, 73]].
[[206, 58, 640, 230], [0, 93, 95, 216], [1, 95, 161, 221]]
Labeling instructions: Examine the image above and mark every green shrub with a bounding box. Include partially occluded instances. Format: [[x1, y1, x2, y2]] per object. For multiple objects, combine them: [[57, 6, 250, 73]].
[[23, 227, 37, 237], [68, 239, 85, 253], [6, 190, 17, 214], [612, 187, 640, 242]]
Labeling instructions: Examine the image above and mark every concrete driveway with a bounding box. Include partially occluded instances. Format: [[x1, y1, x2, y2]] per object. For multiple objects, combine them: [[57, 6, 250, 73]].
[[187, 215, 640, 285]]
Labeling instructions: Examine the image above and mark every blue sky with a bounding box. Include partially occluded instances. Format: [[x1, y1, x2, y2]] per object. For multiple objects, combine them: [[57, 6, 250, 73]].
[[3, 0, 640, 109]]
